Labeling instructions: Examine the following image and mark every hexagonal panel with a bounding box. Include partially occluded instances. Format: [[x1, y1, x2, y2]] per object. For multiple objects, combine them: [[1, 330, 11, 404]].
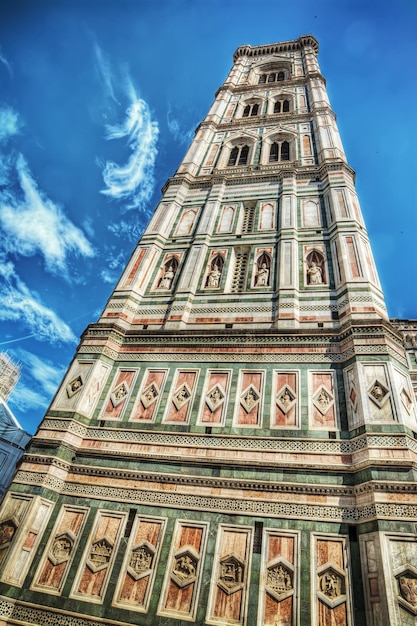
[[128, 540, 155, 581], [49, 531, 76, 565], [110, 381, 129, 407], [206, 384, 226, 412], [367, 378, 390, 408], [66, 375, 84, 398], [266, 557, 294, 601], [171, 546, 199, 588], [218, 552, 245, 595], [313, 385, 334, 416], [317, 563, 346, 608], [0, 518, 18, 549], [87, 536, 113, 573], [240, 384, 260, 413], [396, 566, 417, 615], [141, 382, 160, 409], [276, 385, 296, 415], [172, 383, 192, 411]]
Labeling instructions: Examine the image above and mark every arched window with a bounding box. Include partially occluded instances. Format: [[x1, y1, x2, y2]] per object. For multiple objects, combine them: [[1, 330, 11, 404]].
[[250, 103, 259, 116], [227, 145, 250, 167], [274, 101, 281, 114], [242, 105, 250, 117], [238, 145, 249, 165], [268, 140, 291, 163], [242, 103, 259, 118], [277, 71, 285, 81], [269, 142, 279, 162], [281, 141, 290, 161], [268, 73, 276, 82], [258, 74, 267, 84], [228, 146, 239, 166], [283, 100, 290, 112]]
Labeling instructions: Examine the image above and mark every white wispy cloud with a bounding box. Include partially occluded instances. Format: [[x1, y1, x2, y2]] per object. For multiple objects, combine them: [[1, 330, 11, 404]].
[[94, 44, 159, 212], [0, 48, 12, 77], [0, 154, 95, 277], [0, 107, 21, 143], [167, 105, 196, 146], [0, 258, 77, 345], [13, 349, 66, 397]]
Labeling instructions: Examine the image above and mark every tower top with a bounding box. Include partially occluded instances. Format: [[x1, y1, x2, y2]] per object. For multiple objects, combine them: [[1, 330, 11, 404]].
[[233, 35, 319, 61]]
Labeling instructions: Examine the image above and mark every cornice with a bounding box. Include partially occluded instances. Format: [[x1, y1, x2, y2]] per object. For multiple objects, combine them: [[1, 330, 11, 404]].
[[232, 36, 319, 61]]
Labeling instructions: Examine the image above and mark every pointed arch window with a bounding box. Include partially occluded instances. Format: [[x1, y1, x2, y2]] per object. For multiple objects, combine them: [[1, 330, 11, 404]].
[[274, 101, 281, 114], [283, 99, 290, 112], [267, 73, 276, 82], [259, 74, 267, 84], [242, 105, 251, 117], [228, 145, 250, 167], [268, 140, 291, 163], [250, 103, 259, 116], [242, 103, 259, 118], [258, 71, 288, 84], [273, 99, 290, 114], [277, 71, 285, 81]]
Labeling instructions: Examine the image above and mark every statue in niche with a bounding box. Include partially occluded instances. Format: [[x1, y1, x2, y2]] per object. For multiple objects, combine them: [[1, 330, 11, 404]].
[[256, 263, 269, 286], [159, 264, 175, 289], [207, 263, 221, 288], [307, 259, 323, 284]]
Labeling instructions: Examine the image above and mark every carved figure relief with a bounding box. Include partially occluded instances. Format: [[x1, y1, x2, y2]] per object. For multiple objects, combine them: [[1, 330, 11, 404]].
[[159, 266, 175, 289], [218, 553, 245, 594], [172, 383, 192, 411], [127, 541, 155, 580], [206, 255, 224, 289], [254, 253, 271, 287], [110, 381, 129, 408], [87, 537, 113, 573], [66, 375, 83, 398], [266, 561, 293, 599], [141, 382, 159, 409], [49, 532, 74, 565], [0, 519, 17, 548], [206, 384, 226, 412], [171, 547, 199, 588], [276, 385, 296, 415], [240, 384, 260, 413], [367, 379, 389, 408], [313, 385, 334, 416], [319, 569, 343, 599]]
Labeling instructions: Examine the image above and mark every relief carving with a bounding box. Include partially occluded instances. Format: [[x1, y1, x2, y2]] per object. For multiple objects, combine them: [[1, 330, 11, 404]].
[[128, 541, 155, 580], [266, 559, 294, 601], [110, 381, 129, 407], [49, 532, 75, 565], [317, 564, 346, 609], [313, 386, 334, 416], [396, 567, 417, 615], [367, 379, 389, 408], [218, 553, 245, 595], [171, 547, 198, 588], [205, 384, 226, 412], [0, 519, 17, 549], [141, 382, 159, 409], [240, 384, 260, 413], [66, 375, 83, 398], [87, 536, 113, 573], [276, 385, 296, 414], [172, 383, 192, 411]]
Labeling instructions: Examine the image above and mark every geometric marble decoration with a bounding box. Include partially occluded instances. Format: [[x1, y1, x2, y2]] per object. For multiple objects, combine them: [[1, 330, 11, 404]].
[[218, 552, 246, 595], [266, 557, 294, 602], [141, 382, 160, 409], [171, 546, 199, 588], [110, 381, 130, 408], [313, 385, 334, 416], [205, 384, 226, 412], [276, 385, 296, 415], [127, 540, 156, 581], [396, 566, 417, 616], [400, 386, 413, 414], [172, 383, 192, 411], [349, 384, 358, 412], [317, 562, 346, 609], [240, 384, 260, 414], [367, 378, 390, 409]]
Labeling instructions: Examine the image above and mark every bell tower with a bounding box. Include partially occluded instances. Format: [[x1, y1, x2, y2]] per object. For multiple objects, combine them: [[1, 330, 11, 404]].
[[0, 35, 416, 626]]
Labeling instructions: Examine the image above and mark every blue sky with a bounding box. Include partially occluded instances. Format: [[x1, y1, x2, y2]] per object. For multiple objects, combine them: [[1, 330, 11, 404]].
[[0, 0, 416, 434]]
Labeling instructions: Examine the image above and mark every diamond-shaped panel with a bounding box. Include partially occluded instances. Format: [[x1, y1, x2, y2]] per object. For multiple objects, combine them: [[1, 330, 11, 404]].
[[240, 384, 260, 413], [349, 385, 357, 411], [206, 384, 225, 412], [313, 386, 334, 416], [401, 387, 413, 414], [66, 375, 84, 398], [141, 382, 160, 409], [110, 381, 129, 407], [218, 553, 245, 595], [276, 385, 296, 414], [172, 383, 192, 411], [128, 540, 155, 581], [367, 379, 390, 408], [171, 546, 199, 588]]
